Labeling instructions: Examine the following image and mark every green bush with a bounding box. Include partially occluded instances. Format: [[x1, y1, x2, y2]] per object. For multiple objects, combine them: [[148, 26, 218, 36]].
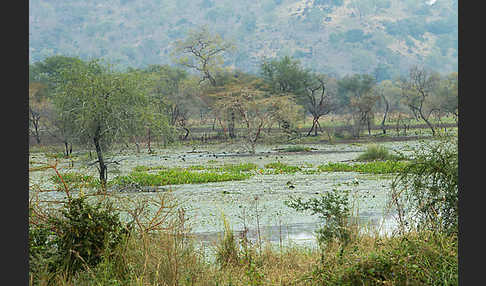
[[286, 189, 353, 247], [29, 196, 130, 283], [357, 144, 403, 161], [323, 232, 458, 285], [390, 138, 458, 234], [50, 197, 130, 274]]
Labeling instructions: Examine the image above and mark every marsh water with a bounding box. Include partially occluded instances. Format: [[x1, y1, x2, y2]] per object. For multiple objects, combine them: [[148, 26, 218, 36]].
[[29, 140, 426, 247]]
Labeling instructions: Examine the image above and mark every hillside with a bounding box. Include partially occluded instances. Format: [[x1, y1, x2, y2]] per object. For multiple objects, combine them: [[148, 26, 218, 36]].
[[29, 0, 458, 79]]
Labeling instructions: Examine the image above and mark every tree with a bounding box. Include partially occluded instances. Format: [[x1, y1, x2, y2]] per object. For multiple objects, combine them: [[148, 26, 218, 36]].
[[337, 74, 378, 137], [144, 65, 198, 143], [398, 66, 440, 136], [209, 77, 302, 153], [173, 26, 235, 87], [173, 26, 236, 137], [54, 59, 152, 191], [260, 56, 310, 96], [300, 74, 338, 136], [431, 72, 458, 123], [374, 80, 402, 134], [30, 56, 85, 91], [29, 82, 49, 144]]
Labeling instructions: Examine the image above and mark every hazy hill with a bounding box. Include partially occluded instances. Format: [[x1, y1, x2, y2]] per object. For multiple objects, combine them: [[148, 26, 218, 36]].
[[29, 0, 457, 79]]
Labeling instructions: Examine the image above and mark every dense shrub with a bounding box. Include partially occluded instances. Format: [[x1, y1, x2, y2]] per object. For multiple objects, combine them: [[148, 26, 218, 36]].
[[313, 231, 458, 286], [390, 138, 458, 234], [53, 197, 130, 273], [29, 196, 130, 278]]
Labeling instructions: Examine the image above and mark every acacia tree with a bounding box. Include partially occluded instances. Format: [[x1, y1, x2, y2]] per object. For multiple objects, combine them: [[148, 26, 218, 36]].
[[398, 66, 440, 136], [54, 60, 152, 191], [173, 26, 236, 137], [211, 79, 301, 153]]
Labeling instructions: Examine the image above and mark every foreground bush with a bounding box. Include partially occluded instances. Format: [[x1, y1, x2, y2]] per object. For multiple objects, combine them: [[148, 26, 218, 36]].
[[29, 196, 130, 282], [312, 231, 458, 286], [390, 138, 458, 234]]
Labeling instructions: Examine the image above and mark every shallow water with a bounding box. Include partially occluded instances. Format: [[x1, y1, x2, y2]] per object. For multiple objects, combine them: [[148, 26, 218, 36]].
[[29, 140, 429, 246]]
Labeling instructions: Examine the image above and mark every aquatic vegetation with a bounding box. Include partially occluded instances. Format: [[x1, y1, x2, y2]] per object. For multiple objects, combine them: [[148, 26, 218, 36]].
[[49, 172, 98, 189], [278, 145, 313, 153], [264, 162, 302, 174], [133, 165, 169, 172], [112, 169, 252, 187], [318, 161, 409, 174]]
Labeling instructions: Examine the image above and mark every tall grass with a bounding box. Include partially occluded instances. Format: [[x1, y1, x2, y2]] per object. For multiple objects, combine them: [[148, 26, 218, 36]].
[[357, 144, 403, 161]]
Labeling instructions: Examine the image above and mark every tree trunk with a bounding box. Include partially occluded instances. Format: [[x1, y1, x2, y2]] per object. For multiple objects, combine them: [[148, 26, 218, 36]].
[[228, 111, 236, 139], [367, 117, 371, 135], [183, 127, 190, 140], [420, 110, 435, 136], [307, 117, 320, 137], [93, 130, 107, 192], [64, 141, 69, 157], [147, 128, 152, 153]]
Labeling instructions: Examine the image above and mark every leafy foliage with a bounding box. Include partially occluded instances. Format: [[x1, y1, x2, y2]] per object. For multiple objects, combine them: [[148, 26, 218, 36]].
[[390, 138, 458, 234], [29, 197, 130, 277], [286, 189, 352, 247]]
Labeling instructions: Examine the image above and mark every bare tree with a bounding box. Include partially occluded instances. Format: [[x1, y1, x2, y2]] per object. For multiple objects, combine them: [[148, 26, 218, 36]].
[[302, 75, 337, 136], [399, 66, 440, 136]]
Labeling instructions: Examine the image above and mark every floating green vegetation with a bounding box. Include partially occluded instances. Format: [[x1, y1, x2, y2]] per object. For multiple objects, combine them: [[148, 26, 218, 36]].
[[50, 172, 98, 189], [263, 162, 302, 174], [134, 163, 258, 173], [318, 161, 409, 174], [113, 169, 252, 187], [278, 145, 313, 153], [133, 165, 169, 172], [219, 163, 259, 173]]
